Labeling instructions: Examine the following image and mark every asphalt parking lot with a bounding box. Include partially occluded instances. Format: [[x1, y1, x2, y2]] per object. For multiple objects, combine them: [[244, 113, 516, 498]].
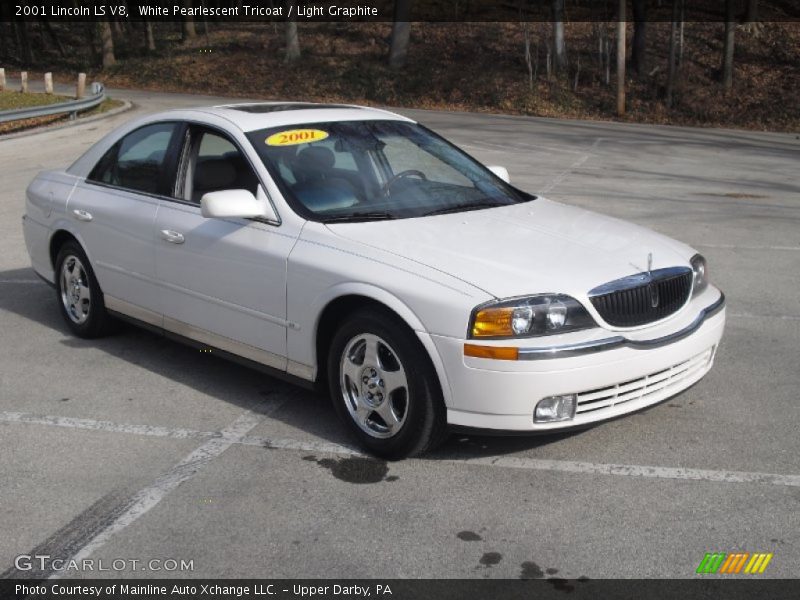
[[1, 85, 799, 580]]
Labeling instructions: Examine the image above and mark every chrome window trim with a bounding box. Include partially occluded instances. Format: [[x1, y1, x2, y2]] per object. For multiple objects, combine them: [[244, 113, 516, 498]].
[[516, 293, 725, 360]]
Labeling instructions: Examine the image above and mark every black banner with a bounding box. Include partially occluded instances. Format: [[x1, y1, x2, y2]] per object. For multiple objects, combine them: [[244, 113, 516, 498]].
[[3, 0, 800, 23], [4, 579, 800, 600]]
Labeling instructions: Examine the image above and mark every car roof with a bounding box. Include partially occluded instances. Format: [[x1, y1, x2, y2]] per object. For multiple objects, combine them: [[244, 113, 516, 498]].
[[183, 102, 414, 132]]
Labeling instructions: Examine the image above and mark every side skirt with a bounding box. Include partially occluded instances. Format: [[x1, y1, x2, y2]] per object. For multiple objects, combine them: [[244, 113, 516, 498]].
[[105, 299, 317, 392]]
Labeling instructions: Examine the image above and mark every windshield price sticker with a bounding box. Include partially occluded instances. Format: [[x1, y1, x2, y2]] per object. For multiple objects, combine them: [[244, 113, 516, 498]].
[[266, 129, 329, 146]]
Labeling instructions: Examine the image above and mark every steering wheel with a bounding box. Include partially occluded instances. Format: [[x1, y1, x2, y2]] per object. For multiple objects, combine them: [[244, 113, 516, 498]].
[[381, 170, 427, 197]]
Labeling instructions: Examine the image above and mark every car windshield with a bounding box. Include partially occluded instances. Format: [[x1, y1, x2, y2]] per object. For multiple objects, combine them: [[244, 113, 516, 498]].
[[246, 120, 533, 222]]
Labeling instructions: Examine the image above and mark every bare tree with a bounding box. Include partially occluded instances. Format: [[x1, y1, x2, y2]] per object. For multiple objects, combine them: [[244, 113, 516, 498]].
[[284, 0, 300, 62], [631, 0, 647, 76], [552, 0, 566, 72], [521, 21, 535, 90], [99, 21, 116, 67], [721, 0, 735, 90], [144, 19, 156, 52], [16, 20, 34, 65], [666, 0, 681, 107], [744, 0, 758, 23], [389, 0, 412, 68], [616, 1, 626, 116], [41, 18, 67, 57], [182, 0, 197, 40]]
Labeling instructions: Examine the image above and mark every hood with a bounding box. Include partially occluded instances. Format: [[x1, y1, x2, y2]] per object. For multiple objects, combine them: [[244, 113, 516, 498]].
[[325, 198, 694, 300]]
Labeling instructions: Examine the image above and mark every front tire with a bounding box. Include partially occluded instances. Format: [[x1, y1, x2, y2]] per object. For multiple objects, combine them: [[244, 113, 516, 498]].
[[54, 241, 114, 338], [327, 307, 447, 459]]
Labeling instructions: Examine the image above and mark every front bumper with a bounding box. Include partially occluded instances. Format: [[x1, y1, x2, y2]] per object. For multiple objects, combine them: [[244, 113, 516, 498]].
[[430, 291, 726, 432]]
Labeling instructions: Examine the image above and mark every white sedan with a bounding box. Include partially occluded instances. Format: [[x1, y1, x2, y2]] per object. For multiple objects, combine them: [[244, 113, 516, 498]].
[[22, 103, 726, 458]]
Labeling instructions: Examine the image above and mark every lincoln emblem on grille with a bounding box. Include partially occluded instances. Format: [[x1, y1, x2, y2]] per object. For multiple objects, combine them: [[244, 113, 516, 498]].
[[646, 252, 659, 307], [648, 282, 660, 308]]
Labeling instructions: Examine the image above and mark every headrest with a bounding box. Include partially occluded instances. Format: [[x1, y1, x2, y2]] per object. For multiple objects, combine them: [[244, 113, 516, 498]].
[[195, 158, 237, 189], [296, 146, 335, 171]]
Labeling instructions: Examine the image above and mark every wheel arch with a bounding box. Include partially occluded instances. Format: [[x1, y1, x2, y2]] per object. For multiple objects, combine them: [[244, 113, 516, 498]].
[[310, 286, 454, 408], [49, 228, 83, 270]]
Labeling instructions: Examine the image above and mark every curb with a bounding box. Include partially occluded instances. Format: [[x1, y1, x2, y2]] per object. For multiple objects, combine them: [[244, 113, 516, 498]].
[[0, 98, 134, 142]]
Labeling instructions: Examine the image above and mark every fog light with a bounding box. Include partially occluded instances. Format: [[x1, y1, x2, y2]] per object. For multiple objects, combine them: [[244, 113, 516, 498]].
[[534, 394, 577, 423]]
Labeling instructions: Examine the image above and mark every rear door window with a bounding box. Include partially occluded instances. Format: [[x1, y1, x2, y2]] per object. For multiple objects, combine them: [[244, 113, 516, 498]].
[[89, 122, 180, 196]]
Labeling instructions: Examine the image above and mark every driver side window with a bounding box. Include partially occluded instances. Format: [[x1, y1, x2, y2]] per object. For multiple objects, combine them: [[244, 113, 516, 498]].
[[183, 127, 260, 204]]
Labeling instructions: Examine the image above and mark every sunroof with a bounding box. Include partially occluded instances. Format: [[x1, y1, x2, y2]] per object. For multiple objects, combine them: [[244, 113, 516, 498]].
[[224, 103, 356, 113]]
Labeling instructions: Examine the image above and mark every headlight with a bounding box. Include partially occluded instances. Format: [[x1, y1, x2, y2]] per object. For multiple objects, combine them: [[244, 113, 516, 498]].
[[469, 294, 596, 339], [690, 254, 709, 297]]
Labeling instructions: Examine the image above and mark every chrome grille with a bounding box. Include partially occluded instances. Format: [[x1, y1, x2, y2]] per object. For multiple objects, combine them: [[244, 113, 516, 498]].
[[589, 267, 693, 327], [576, 347, 714, 414]]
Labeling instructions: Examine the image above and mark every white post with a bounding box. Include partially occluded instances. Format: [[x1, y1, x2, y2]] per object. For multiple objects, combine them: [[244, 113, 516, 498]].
[[76, 73, 86, 99], [20, 71, 28, 93], [0, 68, 5, 91], [44, 72, 53, 94]]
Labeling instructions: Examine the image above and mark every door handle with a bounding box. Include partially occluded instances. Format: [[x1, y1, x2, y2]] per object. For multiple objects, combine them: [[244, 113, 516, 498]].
[[72, 209, 93, 222], [160, 229, 185, 244]]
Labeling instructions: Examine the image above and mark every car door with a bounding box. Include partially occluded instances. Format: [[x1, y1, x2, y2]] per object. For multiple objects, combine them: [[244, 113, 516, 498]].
[[154, 123, 296, 370], [70, 121, 182, 320]]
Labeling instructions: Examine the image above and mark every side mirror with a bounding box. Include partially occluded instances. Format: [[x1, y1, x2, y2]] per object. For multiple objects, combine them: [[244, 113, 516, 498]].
[[200, 186, 279, 222], [487, 165, 510, 184]]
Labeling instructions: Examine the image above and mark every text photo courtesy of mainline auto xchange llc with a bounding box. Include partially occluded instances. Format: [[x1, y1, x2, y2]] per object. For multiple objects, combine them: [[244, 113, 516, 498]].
[[0, 1, 799, 598]]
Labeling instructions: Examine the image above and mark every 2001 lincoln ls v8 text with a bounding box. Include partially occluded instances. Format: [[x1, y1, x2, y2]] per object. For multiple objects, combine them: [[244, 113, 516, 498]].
[[22, 103, 726, 458]]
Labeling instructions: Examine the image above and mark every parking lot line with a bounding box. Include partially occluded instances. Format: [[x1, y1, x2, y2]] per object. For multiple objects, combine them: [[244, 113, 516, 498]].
[[695, 243, 800, 251], [3, 410, 800, 489], [46, 411, 263, 580]]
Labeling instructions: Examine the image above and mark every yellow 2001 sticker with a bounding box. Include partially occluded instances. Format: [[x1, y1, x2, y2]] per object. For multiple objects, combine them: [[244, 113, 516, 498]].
[[266, 129, 329, 146]]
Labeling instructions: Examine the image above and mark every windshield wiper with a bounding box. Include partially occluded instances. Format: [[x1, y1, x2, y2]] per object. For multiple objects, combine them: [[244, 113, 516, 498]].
[[422, 202, 501, 217], [322, 211, 397, 223]]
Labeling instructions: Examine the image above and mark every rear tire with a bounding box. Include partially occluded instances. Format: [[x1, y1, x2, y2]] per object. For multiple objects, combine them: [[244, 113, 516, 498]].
[[327, 307, 448, 459], [54, 241, 114, 338]]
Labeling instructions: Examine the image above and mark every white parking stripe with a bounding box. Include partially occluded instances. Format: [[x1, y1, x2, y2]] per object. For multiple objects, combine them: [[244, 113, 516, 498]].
[[729, 312, 800, 322], [46, 411, 262, 579], [539, 138, 602, 194], [0, 279, 42, 284], [448, 455, 800, 488], [0, 411, 215, 439], [695, 243, 800, 251], [3, 410, 800, 488]]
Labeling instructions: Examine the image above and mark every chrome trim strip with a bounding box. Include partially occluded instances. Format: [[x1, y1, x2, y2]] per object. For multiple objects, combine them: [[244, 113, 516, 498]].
[[105, 295, 163, 328], [162, 316, 288, 372], [104, 295, 305, 377], [517, 294, 725, 360]]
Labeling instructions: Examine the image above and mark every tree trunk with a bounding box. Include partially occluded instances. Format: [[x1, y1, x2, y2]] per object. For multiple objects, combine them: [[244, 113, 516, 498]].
[[551, 0, 566, 72], [145, 20, 156, 51], [388, 0, 412, 68], [182, 0, 197, 40], [99, 21, 116, 67], [284, 0, 300, 63], [721, 0, 735, 90], [41, 18, 67, 57], [616, 1, 626, 117], [17, 20, 34, 65], [666, 0, 680, 107], [744, 0, 758, 23], [631, 0, 647, 76]]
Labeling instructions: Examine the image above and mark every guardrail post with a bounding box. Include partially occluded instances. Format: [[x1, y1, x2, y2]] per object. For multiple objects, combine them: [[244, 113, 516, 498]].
[[76, 73, 86, 99], [0, 68, 5, 91], [20, 71, 28, 93], [44, 72, 53, 94]]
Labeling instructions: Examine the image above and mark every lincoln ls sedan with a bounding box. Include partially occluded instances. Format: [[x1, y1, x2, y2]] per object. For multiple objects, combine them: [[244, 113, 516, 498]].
[[22, 103, 726, 458]]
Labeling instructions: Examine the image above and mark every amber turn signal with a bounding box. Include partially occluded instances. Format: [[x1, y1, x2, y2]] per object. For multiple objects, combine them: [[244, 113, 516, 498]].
[[463, 344, 519, 361]]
